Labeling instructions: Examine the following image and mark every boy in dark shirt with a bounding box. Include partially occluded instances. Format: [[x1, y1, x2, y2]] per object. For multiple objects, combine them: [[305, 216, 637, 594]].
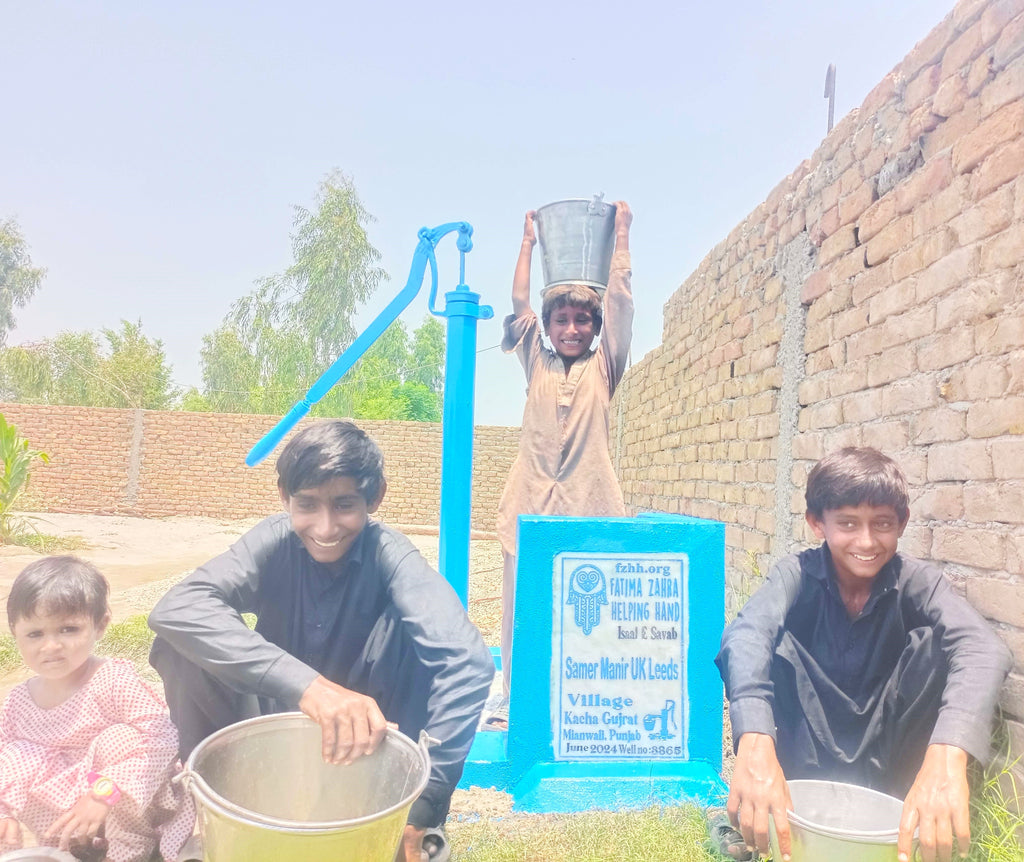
[[715, 447, 1011, 862], [149, 420, 493, 862]]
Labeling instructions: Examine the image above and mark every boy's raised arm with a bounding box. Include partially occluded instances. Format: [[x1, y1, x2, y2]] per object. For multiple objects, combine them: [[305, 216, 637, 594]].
[[613, 200, 631, 254], [600, 201, 635, 387], [511, 210, 536, 319]]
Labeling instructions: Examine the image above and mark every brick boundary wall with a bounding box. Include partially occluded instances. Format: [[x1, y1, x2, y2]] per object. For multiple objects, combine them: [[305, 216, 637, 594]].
[[0, 404, 519, 534], [611, 0, 1024, 799]]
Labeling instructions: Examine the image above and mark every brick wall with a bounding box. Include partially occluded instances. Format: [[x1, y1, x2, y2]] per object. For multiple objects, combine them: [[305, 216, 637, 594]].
[[0, 404, 519, 533], [611, 0, 1024, 788]]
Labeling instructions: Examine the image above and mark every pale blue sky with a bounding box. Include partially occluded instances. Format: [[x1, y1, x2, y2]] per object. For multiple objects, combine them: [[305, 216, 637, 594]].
[[3, 0, 953, 426]]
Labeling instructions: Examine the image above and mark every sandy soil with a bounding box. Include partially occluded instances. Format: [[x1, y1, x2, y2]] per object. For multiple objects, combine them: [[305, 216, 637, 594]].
[[0, 514, 259, 609], [0, 512, 504, 696]]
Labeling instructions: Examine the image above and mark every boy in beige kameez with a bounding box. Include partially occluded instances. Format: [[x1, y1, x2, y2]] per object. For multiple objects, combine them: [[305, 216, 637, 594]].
[[491, 202, 634, 727]]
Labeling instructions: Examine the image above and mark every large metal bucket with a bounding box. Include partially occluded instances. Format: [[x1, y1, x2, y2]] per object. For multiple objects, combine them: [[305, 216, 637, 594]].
[[770, 779, 909, 862], [534, 197, 617, 293], [181, 713, 431, 862]]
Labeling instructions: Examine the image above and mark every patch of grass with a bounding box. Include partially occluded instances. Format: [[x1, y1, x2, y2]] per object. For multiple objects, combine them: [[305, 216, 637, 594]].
[[447, 805, 717, 862], [967, 724, 1024, 862], [94, 612, 254, 667], [11, 532, 89, 554], [97, 613, 156, 664], [0, 633, 19, 675]]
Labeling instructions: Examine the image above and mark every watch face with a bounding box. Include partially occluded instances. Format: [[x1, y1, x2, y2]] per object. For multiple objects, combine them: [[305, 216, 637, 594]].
[[92, 777, 115, 797]]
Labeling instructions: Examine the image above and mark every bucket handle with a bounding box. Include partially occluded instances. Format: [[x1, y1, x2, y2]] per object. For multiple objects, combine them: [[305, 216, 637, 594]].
[[587, 193, 612, 217]]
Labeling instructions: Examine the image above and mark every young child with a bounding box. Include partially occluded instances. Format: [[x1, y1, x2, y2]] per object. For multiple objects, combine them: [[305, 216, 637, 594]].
[[149, 419, 493, 862], [493, 202, 633, 721], [0, 556, 194, 862], [715, 447, 1012, 862]]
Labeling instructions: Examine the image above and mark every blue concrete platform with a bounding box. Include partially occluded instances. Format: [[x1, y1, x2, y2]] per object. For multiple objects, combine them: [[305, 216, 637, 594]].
[[512, 760, 726, 813], [457, 514, 728, 814]]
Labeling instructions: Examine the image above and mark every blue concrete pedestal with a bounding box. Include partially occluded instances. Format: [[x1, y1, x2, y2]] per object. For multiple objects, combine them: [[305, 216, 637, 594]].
[[458, 514, 728, 812]]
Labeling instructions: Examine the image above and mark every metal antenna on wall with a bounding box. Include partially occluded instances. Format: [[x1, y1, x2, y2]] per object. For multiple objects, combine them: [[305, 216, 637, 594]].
[[824, 63, 836, 133]]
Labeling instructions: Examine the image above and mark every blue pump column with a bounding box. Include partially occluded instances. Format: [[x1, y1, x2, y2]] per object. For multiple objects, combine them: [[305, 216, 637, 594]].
[[246, 219, 490, 609], [438, 287, 492, 606]]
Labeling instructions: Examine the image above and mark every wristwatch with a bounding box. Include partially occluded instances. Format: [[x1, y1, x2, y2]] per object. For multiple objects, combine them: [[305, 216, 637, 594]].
[[86, 772, 121, 806]]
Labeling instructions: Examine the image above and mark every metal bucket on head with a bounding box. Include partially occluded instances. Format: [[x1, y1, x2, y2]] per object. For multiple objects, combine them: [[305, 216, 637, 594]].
[[770, 779, 911, 862], [180, 713, 431, 862], [534, 196, 617, 296]]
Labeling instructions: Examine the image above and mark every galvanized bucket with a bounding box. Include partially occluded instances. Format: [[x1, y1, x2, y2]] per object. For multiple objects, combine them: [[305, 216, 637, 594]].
[[534, 196, 617, 293], [0, 851, 77, 862], [770, 779, 910, 862], [180, 713, 431, 862]]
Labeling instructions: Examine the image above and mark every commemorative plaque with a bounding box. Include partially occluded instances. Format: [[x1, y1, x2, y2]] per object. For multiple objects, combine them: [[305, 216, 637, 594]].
[[553, 551, 688, 761]]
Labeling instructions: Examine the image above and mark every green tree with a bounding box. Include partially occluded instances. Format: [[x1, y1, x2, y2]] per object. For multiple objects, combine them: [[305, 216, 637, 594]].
[[229, 170, 387, 372], [0, 320, 177, 409], [0, 218, 46, 346], [194, 171, 449, 420], [38, 330, 106, 405], [197, 170, 387, 416], [100, 320, 177, 409], [346, 317, 444, 422], [409, 316, 446, 394], [197, 326, 263, 413]]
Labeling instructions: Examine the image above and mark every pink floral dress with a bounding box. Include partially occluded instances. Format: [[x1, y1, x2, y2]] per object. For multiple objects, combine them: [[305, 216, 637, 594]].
[[0, 658, 194, 862]]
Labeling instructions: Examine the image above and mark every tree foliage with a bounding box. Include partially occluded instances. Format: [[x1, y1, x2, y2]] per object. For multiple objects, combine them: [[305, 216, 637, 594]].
[[0, 219, 46, 347], [0, 320, 178, 409], [196, 315, 444, 422], [230, 169, 387, 370], [193, 171, 445, 421]]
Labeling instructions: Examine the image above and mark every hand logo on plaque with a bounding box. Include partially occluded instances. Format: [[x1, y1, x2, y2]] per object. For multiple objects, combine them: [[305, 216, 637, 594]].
[[566, 564, 608, 636]]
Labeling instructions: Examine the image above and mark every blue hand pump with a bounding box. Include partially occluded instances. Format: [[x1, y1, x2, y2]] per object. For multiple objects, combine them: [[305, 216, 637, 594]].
[[245, 222, 493, 606]]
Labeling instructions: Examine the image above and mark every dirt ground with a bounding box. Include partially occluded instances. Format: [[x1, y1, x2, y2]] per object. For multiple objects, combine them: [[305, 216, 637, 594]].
[[0, 512, 505, 700]]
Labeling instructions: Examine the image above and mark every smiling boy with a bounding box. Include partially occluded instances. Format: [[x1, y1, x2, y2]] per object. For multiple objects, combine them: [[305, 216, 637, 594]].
[[714, 447, 1011, 862], [492, 203, 633, 726], [149, 420, 493, 862]]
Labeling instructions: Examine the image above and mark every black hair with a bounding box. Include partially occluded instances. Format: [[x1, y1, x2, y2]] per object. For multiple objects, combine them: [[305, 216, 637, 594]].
[[805, 446, 910, 523], [7, 556, 110, 630], [276, 420, 386, 503], [541, 284, 604, 335]]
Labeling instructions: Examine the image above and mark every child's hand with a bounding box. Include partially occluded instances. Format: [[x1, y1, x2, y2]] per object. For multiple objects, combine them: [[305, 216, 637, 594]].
[[522, 210, 537, 246], [0, 817, 23, 851], [613, 201, 632, 237], [45, 794, 111, 851]]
